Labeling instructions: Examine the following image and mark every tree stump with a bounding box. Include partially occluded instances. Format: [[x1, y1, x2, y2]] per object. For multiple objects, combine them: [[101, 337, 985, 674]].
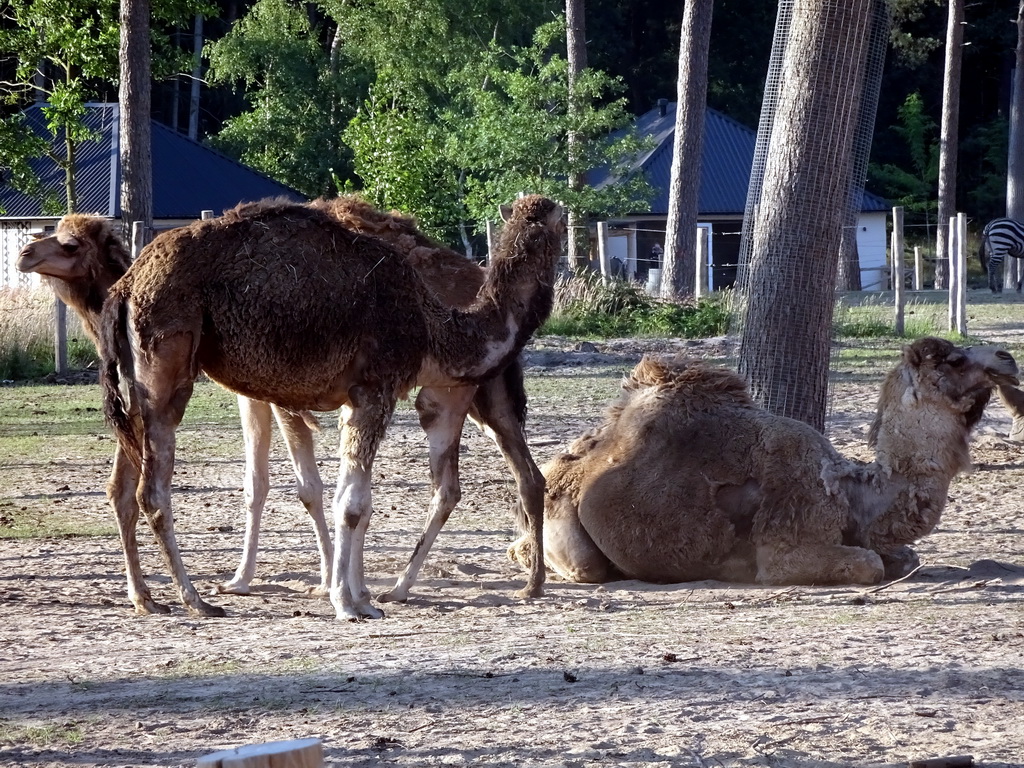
[[196, 737, 324, 768]]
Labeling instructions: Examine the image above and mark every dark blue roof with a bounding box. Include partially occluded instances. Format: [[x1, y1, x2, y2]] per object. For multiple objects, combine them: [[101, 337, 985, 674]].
[[1, 103, 305, 219], [590, 101, 888, 215]]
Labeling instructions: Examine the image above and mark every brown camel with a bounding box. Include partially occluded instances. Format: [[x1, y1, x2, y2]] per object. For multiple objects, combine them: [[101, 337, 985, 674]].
[[91, 194, 560, 619], [17, 200, 549, 604], [509, 339, 1018, 586]]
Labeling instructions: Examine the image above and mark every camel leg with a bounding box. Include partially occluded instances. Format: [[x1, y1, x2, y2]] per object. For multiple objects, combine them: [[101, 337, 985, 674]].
[[756, 543, 884, 586], [379, 385, 475, 603], [330, 387, 394, 620], [107, 442, 170, 614], [135, 335, 225, 617], [215, 396, 274, 595], [271, 404, 331, 594], [997, 384, 1024, 442], [508, 494, 611, 584], [469, 370, 546, 598]]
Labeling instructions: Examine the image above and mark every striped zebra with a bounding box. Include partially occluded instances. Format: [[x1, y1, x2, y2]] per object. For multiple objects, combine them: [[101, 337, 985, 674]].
[[979, 217, 1024, 293]]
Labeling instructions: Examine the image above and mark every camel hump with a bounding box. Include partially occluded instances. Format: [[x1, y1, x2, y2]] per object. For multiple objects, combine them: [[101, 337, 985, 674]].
[[623, 354, 754, 409]]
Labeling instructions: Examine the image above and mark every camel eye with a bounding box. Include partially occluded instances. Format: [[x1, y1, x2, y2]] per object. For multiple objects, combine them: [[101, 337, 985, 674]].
[[61, 241, 79, 253]]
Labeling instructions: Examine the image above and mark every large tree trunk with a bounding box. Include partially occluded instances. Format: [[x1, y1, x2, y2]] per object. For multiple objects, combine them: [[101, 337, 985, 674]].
[[119, 0, 153, 245], [565, 0, 588, 270], [189, 13, 203, 141], [660, 0, 713, 301], [934, 0, 963, 291], [738, 0, 874, 432]]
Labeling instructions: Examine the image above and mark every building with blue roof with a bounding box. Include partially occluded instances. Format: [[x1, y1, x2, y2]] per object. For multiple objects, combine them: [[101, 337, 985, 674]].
[[589, 99, 890, 290], [1, 103, 306, 288]]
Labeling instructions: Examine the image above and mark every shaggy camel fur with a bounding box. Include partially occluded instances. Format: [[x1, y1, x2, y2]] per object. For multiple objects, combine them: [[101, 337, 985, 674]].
[[509, 339, 1018, 586], [18, 203, 548, 603], [96, 195, 561, 619], [17, 203, 549, 604]]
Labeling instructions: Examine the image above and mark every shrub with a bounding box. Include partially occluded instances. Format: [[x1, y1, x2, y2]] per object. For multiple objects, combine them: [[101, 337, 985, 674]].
[[541, 269, 732, 338]]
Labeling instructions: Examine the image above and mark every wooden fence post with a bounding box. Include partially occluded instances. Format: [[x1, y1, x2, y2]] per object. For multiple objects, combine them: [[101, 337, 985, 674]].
[[597, 221, 611, 284], [54, 298, 67, 375], [947, 214, 968, 335], [485, 220, 496, 267], [955, 211, 968, 334], [892, 206, 905, 336], [197, 738, 324, 768], [694, 226, 709, 299]]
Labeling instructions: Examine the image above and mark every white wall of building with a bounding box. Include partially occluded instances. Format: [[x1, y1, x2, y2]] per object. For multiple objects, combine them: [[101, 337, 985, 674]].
[[856, 211, 889, 291]]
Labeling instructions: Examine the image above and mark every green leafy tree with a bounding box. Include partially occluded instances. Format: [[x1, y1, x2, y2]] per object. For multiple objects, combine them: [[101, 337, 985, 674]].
[[345, 17, 651, 249], [868, 92, 938, 212], [0, 0, 120, 212], [0, 0, 210, 214], [205, 0, 365, 197]]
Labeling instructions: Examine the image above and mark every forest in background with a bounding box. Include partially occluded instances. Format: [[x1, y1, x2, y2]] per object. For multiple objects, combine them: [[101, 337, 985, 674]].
[[0, 0, 1019, 245]]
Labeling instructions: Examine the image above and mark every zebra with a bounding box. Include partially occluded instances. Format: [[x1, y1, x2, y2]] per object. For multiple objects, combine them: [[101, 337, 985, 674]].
[[979, 217, 1024, 293]]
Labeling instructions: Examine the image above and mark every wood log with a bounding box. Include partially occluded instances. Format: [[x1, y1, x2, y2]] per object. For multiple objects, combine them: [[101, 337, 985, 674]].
[[196, 737, 324, 768], [908, 756, 974, 768]]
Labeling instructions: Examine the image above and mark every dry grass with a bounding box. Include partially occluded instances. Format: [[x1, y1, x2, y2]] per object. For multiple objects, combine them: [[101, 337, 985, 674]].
[[0, 286, 93, 379]]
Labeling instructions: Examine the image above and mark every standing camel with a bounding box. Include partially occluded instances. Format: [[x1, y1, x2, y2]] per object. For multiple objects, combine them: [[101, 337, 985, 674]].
[[94, 195, 561, 620], [17, 200, 550, 603]]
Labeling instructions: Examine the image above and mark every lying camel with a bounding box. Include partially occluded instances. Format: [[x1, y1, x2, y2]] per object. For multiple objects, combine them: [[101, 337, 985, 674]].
[[509, 339, 1018, 586]]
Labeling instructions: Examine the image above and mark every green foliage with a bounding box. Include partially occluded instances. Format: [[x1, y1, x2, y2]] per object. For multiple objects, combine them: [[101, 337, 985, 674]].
[[205, 0, 365, 197], [344, 13, 652, 244], [868, 92, 938, 213], [0, 0, 211, 212], [541, 271, 731, 339]]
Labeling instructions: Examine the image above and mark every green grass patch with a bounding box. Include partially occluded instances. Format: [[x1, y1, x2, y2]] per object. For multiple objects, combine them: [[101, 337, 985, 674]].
[[0, 719, 85, 748]]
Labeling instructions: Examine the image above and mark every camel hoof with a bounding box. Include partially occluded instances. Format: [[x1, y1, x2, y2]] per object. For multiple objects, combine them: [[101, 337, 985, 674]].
[[513, 584, 544, 600], [377, 589, 409, 604], [304, 584, 331, 598], [212, 581, 251, 596], [335, 604, 385, 621], [1009, 418, 1024, 443], [880, 547, 920, 580], [134, 599, 172, 615], [191, 600, 227, 618]]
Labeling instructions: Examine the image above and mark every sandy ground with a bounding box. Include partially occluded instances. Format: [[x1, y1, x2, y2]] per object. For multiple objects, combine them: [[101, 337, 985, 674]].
[[1, 336, 1022, 768]]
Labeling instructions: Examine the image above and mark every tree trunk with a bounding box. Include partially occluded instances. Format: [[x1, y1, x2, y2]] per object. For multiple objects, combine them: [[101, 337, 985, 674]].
[[661, 0, 713, 301], [120, 0, 154, 245], [738, 0, 874, 432], [566, 0, 588, 270], [1008, 1, 1024, 224], [189, 13, 203, 141], [935, 0, 963, 291]]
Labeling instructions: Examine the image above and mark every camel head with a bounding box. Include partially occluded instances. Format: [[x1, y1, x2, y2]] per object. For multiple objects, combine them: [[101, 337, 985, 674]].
[[17, 214, 130, 283], [16, 214, 132, 341], [868, 337, 1018, 473]]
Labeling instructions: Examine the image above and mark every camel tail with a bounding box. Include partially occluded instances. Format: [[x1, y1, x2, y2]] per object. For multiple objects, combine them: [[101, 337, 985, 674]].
[[99, 292, 143, 468]]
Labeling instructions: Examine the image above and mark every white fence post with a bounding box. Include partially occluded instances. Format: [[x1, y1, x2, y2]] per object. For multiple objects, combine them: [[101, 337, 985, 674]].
[[892, 206, 905, 335], [913, 245, 923, 291], [955, 211, 968, 335], [485, 220, 496, 267], [694, 227, 709, 299], [597, 221, 611, 284], [54, 298, 67, 375]]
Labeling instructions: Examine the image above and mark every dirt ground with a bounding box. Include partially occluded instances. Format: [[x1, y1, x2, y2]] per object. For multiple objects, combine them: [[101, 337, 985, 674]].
[[1, 334, 1022, 768]]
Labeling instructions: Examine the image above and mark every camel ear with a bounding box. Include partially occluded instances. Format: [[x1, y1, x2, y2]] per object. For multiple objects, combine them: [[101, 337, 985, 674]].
[[902, 342, 923, 368], [499, 203, 513, 223], [546, 203, 564, 228]]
